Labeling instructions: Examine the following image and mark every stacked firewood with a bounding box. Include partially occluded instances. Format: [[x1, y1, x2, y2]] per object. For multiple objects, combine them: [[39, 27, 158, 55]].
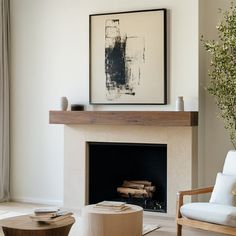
[[117, 180, 156, 198]]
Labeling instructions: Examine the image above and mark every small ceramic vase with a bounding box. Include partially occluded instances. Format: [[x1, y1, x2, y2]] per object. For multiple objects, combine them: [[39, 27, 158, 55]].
[[60, 97, 68, 111], [175, 96, 184, 111]]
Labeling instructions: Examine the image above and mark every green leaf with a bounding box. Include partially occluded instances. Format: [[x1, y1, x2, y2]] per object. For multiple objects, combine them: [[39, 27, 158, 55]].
[[202, 1, 236, 147]]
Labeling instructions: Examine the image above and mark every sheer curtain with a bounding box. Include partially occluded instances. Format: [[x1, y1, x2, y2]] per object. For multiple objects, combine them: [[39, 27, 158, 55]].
[[0, 0, 10, 201]]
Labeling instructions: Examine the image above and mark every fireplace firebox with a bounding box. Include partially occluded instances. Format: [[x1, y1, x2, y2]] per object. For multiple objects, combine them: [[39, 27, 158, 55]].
[[87, 142, 167, 212]]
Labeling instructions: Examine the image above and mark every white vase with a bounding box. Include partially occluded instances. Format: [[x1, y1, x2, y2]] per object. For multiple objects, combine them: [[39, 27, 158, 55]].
[[60, 97, 68, 111], [175, 96, 184, 111]]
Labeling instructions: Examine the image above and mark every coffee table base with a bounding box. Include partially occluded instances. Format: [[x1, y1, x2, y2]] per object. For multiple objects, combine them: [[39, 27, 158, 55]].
[[0, 215, 75, 236], [2, 225, 73, 236]]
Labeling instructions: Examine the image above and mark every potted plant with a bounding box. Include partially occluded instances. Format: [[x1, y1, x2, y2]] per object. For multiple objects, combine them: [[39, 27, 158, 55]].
[[202, 2, 236, 148]]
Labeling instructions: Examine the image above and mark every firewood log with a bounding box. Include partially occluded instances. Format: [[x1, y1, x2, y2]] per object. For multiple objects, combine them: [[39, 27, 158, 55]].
[[122, 180, 145, 189], [144, 186, 156, 192], [117, 187, 148, 197], [129, 180, 152, 186], [120, 193, 147, 198], [120, 192, 153, 198]]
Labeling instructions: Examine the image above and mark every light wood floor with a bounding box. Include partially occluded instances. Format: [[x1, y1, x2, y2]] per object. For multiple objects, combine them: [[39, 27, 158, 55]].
[[0, 202, 228, 236]]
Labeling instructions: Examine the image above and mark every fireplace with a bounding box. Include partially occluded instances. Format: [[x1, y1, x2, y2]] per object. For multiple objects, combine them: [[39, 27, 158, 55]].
[[63, 124, 198, 217], [49, 110, 198, 216], [88, 142, 167, 212]]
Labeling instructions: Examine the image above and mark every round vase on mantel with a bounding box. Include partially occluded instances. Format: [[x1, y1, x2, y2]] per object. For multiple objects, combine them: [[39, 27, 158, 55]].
[[175, 96, 184, 111], [60, 96, 68, 111]]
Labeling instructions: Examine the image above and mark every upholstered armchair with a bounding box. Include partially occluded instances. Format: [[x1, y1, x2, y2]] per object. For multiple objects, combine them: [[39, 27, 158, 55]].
[[176, 150, 236, 236]]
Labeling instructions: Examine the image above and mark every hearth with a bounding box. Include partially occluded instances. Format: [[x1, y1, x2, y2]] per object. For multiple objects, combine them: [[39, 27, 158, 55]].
[[88, 142, 167, 212]]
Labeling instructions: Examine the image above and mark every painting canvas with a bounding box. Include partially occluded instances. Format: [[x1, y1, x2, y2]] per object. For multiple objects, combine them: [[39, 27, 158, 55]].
[[89, 9, 167, 104]]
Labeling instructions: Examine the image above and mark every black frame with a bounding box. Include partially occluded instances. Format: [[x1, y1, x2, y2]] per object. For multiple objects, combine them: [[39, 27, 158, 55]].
[[89, 8, 167, 105]]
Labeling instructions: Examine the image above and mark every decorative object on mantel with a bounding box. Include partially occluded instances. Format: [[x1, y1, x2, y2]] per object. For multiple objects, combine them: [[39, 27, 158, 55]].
[[89, 8, 167, 105], [71, 104, 84, 111], [60, 97, 68, 111], [202, 2, 236, 148], [175, 96, 184, 111]]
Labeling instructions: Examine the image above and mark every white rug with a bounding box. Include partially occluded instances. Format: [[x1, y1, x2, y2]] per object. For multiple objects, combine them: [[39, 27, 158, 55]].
[[143, 224, 160, 235]]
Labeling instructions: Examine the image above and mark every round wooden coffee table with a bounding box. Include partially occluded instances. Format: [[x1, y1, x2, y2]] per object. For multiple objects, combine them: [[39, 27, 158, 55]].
[[0, 214, 75, 236], [81, 204, 143, 236]]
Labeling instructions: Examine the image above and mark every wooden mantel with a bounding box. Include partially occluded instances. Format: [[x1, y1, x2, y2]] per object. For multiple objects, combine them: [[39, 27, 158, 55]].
[[49, 111, 198, 126]]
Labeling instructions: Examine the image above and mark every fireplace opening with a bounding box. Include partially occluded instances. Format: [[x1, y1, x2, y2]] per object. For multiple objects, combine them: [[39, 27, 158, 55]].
[[87, 142, 167, 213]]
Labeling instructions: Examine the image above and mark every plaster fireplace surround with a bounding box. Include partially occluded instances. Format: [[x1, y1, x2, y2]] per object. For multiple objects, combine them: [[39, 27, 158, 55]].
[[50, 111, 198, 217]]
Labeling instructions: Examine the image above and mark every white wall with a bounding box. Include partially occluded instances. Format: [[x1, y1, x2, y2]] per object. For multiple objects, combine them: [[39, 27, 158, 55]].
[[10, 0, 199, 203]]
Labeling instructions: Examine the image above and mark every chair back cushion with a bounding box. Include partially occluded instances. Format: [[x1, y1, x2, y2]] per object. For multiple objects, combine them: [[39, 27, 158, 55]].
[[223, 150, 236, 175], [210, 172, 236, 206]]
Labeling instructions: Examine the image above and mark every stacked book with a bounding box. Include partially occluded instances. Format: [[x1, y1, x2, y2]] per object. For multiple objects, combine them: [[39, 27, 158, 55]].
[[94, 201, 131, 212], [30, 207, 73, 223]]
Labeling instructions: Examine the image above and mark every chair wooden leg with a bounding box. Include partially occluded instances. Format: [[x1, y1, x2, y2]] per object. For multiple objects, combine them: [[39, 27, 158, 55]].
[[177, 224, 182, 236]]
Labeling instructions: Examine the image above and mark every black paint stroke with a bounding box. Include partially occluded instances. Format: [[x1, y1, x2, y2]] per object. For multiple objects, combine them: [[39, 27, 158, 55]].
[[105, 36, 126, 86], [105, 19, 145, 101]]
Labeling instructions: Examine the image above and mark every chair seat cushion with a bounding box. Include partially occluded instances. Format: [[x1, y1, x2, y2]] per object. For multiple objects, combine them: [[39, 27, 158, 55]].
[[180, 203, 236, 227]]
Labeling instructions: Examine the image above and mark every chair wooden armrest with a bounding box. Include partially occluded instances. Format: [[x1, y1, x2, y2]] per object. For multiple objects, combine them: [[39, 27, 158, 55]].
[[176, 186, 213, 219]]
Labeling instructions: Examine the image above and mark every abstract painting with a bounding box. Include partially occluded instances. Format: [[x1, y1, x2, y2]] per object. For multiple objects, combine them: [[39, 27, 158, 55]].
[[89, 9, 167, 104]]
